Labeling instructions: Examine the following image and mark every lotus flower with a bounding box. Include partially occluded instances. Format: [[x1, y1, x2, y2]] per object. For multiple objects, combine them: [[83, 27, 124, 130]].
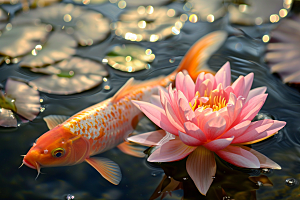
[[128, 62, 286, 195]]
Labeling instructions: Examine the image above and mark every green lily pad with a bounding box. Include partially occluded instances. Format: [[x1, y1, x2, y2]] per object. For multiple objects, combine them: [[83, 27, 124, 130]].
[[228, 0, 291, 25], [12, 3, 110, 46], [0, 108, 17, 127], [0, 25, 48, 58], [5, 78, 41, 121], [116, 6, 184, 42], [105, 45, 155, 72], [187, 0, 226, 22], [29, 57, 108, 95], [20, 32, 77, 68]]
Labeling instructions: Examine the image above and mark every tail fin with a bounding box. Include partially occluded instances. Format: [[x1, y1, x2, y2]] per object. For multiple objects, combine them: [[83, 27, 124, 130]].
[[173, 31, 227, 81]]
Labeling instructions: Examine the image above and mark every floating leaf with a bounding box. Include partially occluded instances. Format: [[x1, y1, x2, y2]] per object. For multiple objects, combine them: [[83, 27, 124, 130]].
[[29, 57, 108, 95], [105, 45, 155, 72], [0, 25, 48, 58], [5, 78, 40, 121], [186, 0, 226, 22], [265, 15, 300, 83], [228, 0, 292, 25], [115, 0, 173, 7], [116, 6, 184, 42], [0, 8, 8, 30], [20, 32, 77, 68], [72, 0, 107, 5], [0, 108, 17, 127], [12, 3, 110, 46]]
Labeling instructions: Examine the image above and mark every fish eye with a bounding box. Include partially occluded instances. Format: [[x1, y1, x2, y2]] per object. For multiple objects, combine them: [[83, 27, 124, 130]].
[[51, 148, 65, 158]]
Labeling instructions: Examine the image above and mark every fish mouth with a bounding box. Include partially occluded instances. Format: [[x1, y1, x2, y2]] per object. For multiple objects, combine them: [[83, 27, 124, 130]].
[[23, 159, 37, 169]]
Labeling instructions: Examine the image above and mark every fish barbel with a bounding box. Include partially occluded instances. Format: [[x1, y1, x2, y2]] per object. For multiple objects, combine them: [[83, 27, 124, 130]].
[[22, 31, 227, 185]]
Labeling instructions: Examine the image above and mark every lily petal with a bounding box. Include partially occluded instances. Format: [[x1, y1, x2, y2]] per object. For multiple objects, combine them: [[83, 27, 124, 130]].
[[128, 130, 167, 146], [186, 146, 216, 195], [220, 120, 251, 139], [175, 72, 184, 92], [239, 120, 286, 145], [243, 73, 254, 98], [214, 61, 231, 88], [203, 114, 227, 140], [165, 101, 185, 133], [150, 95, 163, 109], [178, 131, 203, 146], [203, 137, 234, 152], [231, 76, 245, 98], [216, 145, 260, 168], [132, 100, 178, 135], [232, 119, 274, 144], [237, 93, 268, 122], [183, 74, 195, 101], [184, 121, 207, 143], [240, 146, 281, 169], [148, 139, 196, 162], [246, 86, 267, 103]]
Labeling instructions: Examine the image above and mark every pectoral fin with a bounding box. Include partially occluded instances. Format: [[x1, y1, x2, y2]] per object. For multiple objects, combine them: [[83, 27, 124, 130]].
[[85, 157, 122, 185], [117, 141, 146, 158], [43, 115, 69, 129]]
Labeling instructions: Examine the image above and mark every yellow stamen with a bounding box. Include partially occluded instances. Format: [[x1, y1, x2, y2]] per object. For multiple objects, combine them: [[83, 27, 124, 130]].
[[189, 89, 227, 112]]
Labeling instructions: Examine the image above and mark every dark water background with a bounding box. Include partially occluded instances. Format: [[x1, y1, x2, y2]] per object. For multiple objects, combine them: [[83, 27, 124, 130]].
[[1, 1, 300, 199]]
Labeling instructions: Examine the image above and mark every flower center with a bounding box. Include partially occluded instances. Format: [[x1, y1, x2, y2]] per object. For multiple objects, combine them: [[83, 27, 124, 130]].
[[189, 90, 227, 112]]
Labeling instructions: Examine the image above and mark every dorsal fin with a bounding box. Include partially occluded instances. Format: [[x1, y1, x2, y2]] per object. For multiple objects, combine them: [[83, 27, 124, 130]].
[[111, 76, 166, 103], [43, 115, 69, 130], [111, 78, 136, 103]]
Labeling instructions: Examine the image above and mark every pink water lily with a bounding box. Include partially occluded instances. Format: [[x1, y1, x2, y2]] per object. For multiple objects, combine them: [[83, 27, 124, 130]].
[[128, 62, 286, 195]]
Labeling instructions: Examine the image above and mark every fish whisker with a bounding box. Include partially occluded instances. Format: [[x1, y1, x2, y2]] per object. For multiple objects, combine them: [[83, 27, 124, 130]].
[[18, 162, 24, 169]]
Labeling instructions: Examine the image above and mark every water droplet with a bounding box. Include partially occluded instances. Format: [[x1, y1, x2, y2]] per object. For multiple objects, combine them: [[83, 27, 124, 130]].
[[189, 14, 198, 23], [183, 177, 188, 180], [5, 58, 11, 64], [145, 64, 151, 69], [257, 181, 263, 186], [104, 85, 111, 90], [17, 124, 21, 127], [261, 168, 272, 174], [40, 99, 44, 103], [40, 107, 45, 112], [168, 176, 171, 178], [103, 77, 108, 82], [223, 196, 231, 200], [285, 178, 298, 187], [151, 170, 163, 177], [212, 176, 215, 179], [169, 58, 175, 63], [235, 43, 243, 51], [65, 194, 75, 200]]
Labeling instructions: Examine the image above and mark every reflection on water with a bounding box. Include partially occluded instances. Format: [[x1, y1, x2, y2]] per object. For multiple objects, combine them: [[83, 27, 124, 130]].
[[0, 0, 300, 200]]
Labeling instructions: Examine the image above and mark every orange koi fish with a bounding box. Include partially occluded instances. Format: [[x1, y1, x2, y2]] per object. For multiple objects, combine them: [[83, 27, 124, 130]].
[[22, 31, 227, 185]]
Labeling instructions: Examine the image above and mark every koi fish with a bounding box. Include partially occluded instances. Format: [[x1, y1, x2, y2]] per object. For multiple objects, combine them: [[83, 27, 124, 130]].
[[22, 31, 227, 185]]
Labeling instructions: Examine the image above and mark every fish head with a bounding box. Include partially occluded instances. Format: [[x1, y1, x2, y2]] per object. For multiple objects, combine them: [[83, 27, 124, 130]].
[[23, 125, 90, 172]]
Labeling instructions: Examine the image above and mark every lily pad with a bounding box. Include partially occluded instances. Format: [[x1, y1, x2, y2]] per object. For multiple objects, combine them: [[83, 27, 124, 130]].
[[72, 0, 107, 5], [12, 3, 110, 46], [114, 0, 173, 7], [0, 108, 17, 127], [105, 45, 155, 72], [0, 25, 48, 58], [116, 6, 184, 42], [20, 32, 77, 68], [187, 0, 227, 22], [29, 57, 108, 95], [0, 78, 40, 127], [265, 15, 300, 84], [5, 78, 41, 121], [0, 8, 8, 31], [228, 0, 292, 25]]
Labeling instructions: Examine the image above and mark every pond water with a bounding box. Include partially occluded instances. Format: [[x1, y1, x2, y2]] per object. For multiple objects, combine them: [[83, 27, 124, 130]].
[[0, 1, 300, 200]]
